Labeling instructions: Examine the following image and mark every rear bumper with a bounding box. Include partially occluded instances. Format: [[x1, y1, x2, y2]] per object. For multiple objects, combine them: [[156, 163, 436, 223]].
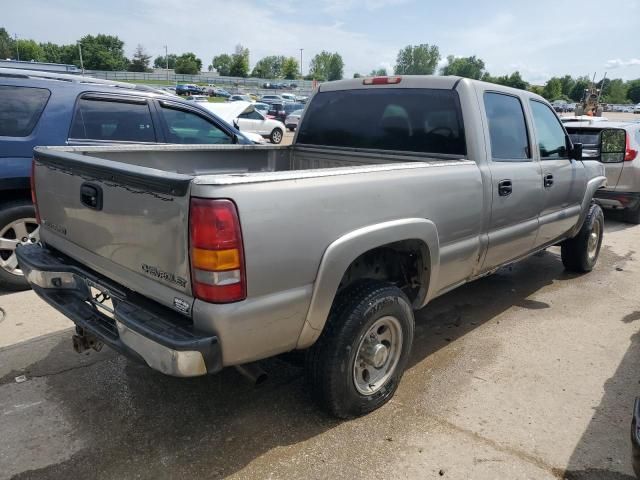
[[594, 190, 640, 210], [16, 244, 222, 377]]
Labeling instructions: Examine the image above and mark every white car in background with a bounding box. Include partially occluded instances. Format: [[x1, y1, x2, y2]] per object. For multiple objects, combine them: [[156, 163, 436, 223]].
[[285, 109, 304, 131], [186, 95, 209, 103], [202, 101, 286, 144], [634, 104, 640, 114], [280, 93, 297, 103]]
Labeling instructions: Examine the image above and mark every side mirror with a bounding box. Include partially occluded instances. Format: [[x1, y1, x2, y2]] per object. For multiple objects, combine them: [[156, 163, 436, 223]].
[[570, 142, 583, 161], [600, 128, 626, 163]]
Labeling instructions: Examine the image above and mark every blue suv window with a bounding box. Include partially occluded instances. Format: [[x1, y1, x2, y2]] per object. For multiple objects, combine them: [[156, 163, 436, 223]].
[[0, 85, 50, 137], [69, 97, 156, 142]]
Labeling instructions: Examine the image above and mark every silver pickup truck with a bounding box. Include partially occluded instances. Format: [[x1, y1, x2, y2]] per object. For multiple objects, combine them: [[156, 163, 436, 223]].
[[17, 75, 609, 418]]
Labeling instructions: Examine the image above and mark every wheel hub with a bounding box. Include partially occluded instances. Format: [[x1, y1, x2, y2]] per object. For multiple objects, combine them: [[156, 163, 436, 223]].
[[0, 218, 39, 277], [362, 342, 389, 368]]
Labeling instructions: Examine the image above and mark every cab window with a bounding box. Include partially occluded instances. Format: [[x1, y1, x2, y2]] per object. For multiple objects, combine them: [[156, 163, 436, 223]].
[[484, 92, 530, 161], [529, 100, 568, 159]]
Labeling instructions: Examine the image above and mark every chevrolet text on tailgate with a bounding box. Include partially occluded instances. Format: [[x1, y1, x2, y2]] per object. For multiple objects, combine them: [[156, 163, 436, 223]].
[[18, 76, 608, 418]]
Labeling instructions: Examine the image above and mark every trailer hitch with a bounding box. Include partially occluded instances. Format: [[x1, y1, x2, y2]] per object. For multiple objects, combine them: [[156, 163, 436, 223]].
[[72, 326, 104, 354]]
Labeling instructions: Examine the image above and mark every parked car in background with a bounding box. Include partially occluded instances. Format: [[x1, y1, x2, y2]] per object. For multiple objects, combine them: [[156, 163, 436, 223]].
[[203, 101, 285, 144], [566, 120, 640, 223], [285, 109, 304, 131], [227, 94, 253, 103], [0, 68, 255, 290], [634, 104, 640, 114], [175, 84, 204, 96], [295, 95, 309, 104], [267, 102, 287, 122], [19, 76, 606, 418], [260, 94, 285, 104], [211, 87, 231, 98], [186, 95, 210, 103], [253, 102, 270, 115], [280, 93, 297, 103]]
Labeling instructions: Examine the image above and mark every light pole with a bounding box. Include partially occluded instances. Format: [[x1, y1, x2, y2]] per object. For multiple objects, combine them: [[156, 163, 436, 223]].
[[14, 34, 19, 61], [77, 41, 84, 75], [164, 45, 169, 83], [299, 48, 303, 77]]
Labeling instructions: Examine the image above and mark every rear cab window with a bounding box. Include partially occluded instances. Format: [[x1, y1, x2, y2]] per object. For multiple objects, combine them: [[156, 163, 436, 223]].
[[0, 85, 51, 137], [483, 92, 530, 161], [297, 88, 466, 155], [69, 96, 156, 142]]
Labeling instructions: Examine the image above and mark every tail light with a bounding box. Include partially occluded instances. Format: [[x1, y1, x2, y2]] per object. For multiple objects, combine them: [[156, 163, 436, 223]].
[[30, 159, 40, 224], [625, 133, 638, 161], [189, 198, 246, 303]]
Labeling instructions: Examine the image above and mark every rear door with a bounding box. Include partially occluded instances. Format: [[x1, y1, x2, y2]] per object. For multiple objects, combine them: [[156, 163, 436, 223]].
[[481, 91, 544, 270], [528, 100, 586, 246]]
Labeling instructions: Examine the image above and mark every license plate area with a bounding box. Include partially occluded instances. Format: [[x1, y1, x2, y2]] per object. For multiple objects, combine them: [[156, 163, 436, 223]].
[[85, 279, 115, 320]]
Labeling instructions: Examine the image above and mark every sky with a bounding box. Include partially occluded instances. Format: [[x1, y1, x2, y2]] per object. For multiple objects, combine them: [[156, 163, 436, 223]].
[[3, 0, 640, 84]]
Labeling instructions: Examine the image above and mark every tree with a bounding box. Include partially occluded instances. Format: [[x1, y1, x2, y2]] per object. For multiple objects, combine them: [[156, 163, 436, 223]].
[[440, 55, 485, 79], [628, 79, 640, 104], [77, 34, 129, 70], [569, 76, 590, 102], [369, 68, 388, 76], [39, 42, 64, 63], [543, 77, 563, 100], [394, 44, 440, 75], [282, 57, 299, 80], [484, 71, 528, 90], [251, 55, 285, 78], [0, 28, 14, 59], [128, 44, 151, 72], [229, 44, 249, 77], [559, 75, 575, 98], [603, 78, 628, 104], [210, 54, 232, 75], [308, 51, 343, 81], [175, 52, 202, 74], [14, 39, 44, 62], [154, 54, 177, 69]]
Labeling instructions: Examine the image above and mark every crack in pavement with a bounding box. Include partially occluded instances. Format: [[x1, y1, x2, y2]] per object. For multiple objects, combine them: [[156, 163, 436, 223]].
[[427, 413, 565, 479]]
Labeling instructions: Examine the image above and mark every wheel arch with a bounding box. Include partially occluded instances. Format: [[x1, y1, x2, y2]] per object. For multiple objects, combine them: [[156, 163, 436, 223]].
[[569, 174, 607, 238], [297, 218, 439, 348]]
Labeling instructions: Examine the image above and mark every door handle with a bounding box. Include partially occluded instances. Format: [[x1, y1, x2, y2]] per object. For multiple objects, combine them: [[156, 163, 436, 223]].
[[498, 179, 512, 197], [544, 174, 554, 188]]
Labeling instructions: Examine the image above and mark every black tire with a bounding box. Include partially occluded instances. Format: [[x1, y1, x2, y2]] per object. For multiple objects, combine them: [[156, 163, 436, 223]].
[[287, 127, 295, 132], [0, 200, 38, 291], [561, 203, 604, 273], [306, 280, 414, 418], [270, 128, 283, 144]]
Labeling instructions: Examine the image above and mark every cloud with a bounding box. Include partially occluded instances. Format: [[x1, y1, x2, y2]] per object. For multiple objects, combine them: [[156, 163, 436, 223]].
[[606, 58, 640, 69], [320, 0, 410, 14]]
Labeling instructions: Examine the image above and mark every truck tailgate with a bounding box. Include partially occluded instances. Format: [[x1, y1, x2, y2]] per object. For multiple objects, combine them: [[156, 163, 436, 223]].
[[32, 148, 195, 308]]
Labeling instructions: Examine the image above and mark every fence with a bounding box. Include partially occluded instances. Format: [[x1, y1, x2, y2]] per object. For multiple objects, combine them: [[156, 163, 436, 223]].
[[86, 70, 317, 96]]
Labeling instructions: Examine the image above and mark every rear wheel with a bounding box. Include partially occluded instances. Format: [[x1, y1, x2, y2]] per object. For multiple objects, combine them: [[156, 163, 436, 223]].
[[306, 280, 414, 418], [270, 128, 283, 144], [0, 200, 39, 291], [624, 204, 640, 224], [561, 203, 604, 272]]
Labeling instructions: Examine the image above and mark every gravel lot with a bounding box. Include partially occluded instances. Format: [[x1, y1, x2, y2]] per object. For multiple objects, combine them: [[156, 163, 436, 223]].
[[1, 214, 640, 479]]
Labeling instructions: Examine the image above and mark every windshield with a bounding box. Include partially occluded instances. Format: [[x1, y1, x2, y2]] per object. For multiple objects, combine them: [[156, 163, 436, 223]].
[[297, 88, 466, 155]]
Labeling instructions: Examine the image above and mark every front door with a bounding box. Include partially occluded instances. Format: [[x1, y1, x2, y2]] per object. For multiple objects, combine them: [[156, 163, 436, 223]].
[[482, 91, 544, 270], [528, 100, 586, 246], [237, 110, 266, 135]]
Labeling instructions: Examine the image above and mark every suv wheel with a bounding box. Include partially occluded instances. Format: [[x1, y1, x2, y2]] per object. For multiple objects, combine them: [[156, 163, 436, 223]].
[[0, 200, 39, 291], [270, 128, 283, 144], [306, 280, 414, 418]]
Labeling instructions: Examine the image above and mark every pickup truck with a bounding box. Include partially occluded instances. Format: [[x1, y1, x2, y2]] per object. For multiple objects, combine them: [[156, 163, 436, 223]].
[[17, 75, 608, 418]]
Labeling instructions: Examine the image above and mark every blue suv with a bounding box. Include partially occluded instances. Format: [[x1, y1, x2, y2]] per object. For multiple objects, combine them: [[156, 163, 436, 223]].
[[0, 68, 253, 290]]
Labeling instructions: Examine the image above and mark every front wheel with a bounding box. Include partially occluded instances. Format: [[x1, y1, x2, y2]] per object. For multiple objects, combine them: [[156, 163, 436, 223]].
[[306, 280, 414, 418], [270, 128, 283, 144], [561, 203, 604, 272], [0, 200, 39, 291]]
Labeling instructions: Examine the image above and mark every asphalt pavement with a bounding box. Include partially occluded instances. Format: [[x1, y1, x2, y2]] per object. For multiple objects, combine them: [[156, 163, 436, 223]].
[[1, 215, 640, 479]]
